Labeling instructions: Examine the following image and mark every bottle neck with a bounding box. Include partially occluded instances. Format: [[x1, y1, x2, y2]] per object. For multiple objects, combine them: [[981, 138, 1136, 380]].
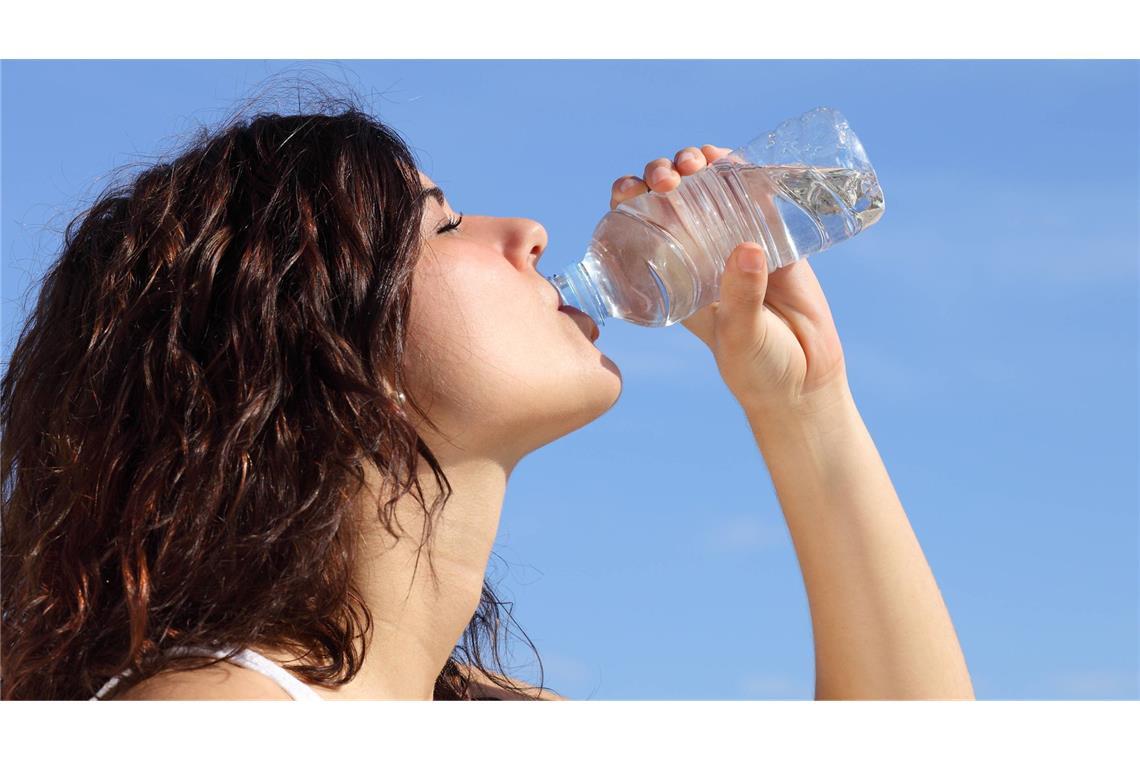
[[547, 256, 608, 327]]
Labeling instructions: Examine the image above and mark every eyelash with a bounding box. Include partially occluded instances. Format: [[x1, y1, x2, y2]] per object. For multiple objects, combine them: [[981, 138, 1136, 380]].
[[437, 213, 464, 234]]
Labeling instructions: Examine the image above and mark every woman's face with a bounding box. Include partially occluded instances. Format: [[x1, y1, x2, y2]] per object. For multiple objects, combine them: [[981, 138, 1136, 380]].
[[403, 171, 622, 464]]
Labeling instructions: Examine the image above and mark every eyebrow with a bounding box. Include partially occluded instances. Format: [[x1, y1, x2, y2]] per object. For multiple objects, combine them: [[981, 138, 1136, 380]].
[[417, 186, 447, 208]]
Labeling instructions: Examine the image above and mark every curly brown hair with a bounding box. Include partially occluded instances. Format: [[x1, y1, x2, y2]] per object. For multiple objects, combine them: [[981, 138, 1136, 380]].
[[1, 84, 548, 700]]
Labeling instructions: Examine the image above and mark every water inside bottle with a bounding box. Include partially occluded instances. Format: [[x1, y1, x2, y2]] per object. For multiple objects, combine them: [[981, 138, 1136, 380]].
[[586, 162, 883, 327], [761, 164, 884, 240]]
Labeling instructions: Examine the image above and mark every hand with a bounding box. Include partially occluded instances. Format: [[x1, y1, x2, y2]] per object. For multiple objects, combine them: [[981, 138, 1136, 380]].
[[610, 144, 850, 420]]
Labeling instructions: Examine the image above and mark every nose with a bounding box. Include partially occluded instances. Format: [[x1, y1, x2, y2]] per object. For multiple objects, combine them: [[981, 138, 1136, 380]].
[[500, 217, 548, 271]]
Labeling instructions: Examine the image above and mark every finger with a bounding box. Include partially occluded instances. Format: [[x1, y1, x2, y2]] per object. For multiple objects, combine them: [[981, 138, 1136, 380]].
[[611, 175, 647, 210], [674, 146, 707, 176], [712, 242, 771, 355], [700, 144, 734, 164], [643, 157, 680, 193]]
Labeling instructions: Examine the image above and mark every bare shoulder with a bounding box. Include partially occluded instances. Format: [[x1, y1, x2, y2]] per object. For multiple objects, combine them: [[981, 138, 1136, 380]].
[[114, 660, 292, 701], [459, 665, 568, 701]]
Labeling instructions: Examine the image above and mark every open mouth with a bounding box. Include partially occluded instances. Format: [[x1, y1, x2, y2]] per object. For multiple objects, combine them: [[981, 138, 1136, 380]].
[[558, 305, 599, 342]]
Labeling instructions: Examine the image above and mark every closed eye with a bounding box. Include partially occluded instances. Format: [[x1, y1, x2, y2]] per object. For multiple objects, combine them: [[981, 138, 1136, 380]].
[[436, 213, 464, 234]]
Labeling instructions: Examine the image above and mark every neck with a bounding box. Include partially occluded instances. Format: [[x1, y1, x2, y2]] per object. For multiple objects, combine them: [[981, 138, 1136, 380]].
[[309, 449, 514, 700]]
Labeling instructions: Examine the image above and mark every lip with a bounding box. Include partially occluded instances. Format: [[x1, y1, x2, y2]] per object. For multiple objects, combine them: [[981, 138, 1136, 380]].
[[558, 305, 599, 342]]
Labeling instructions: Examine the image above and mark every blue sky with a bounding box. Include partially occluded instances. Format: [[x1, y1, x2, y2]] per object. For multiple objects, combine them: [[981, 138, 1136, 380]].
[[2, 60, 1137, 700]]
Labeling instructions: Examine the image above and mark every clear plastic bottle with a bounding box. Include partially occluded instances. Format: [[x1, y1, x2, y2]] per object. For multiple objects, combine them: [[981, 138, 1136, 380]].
[[546, 106, 885, 328]]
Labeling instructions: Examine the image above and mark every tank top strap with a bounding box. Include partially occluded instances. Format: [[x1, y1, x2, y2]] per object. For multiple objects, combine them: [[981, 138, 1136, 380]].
[[90, 645, 324, 701]]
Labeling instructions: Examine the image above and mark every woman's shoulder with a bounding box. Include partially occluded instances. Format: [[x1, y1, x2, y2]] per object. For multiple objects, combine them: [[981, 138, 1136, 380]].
[[111, 656, 567, 700], [113, 660, 293, 700]]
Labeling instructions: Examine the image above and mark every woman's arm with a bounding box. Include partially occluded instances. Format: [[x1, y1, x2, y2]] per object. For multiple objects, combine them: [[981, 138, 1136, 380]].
[[746, 381, 974, 700], [609, 142, 973, 699]]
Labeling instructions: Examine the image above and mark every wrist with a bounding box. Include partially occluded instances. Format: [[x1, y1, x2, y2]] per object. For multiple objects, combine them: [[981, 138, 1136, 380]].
[[743, 380, 870, 494], [742, 377, 858, 438]]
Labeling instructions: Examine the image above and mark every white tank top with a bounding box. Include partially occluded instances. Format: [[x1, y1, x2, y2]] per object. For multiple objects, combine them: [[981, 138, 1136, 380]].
[[90, 645, 324, 701]]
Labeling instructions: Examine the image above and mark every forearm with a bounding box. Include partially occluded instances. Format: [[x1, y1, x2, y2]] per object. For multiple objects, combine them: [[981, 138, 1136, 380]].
[[747, 382, 974, 700]]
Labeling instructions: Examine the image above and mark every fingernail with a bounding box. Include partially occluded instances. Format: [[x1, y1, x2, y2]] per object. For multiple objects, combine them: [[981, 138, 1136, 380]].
[[738, 246, 766, 272], [677, 150, 695, 165], [649, 165, 672, 185], [618, 177, 639, 192]]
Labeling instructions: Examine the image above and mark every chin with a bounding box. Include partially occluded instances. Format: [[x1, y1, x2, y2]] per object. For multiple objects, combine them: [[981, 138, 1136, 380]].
[[549, 355, 624, 435], [598, 353, 623, 407]]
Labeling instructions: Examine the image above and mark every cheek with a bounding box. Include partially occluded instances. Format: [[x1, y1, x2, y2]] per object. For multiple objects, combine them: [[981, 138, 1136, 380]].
[[403, 254, 621, 441], [410, 255, 512, 341], [405, 257, 543, 397]]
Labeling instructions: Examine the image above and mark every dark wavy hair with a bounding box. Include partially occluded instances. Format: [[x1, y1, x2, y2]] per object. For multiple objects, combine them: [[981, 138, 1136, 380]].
[[1, 85, 549, 700]]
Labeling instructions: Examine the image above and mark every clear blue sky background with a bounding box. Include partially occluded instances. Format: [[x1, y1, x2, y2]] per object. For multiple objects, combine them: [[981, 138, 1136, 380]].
[[3, 60, 1137, 700]]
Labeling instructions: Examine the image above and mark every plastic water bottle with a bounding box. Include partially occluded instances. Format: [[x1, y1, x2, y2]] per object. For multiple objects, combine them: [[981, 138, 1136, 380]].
[[546, 107, 885, 329]]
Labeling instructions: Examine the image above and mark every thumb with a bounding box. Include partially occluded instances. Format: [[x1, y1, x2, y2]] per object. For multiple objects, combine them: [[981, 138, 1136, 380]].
[[715, 242, 771, 345]]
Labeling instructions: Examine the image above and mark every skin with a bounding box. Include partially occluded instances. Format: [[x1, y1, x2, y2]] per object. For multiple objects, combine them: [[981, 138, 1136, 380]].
[[124, 147, 974, 700], [294, 170, 623, 699]]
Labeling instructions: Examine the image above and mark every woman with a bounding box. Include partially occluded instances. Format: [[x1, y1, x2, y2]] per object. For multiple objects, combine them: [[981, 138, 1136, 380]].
[[1, 100, 974, 700]]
